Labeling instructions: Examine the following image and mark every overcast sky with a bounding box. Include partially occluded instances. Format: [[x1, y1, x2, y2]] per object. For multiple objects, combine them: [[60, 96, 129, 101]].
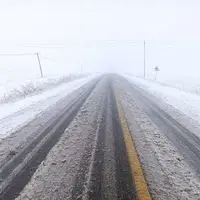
[[0, 0, 200, 81]]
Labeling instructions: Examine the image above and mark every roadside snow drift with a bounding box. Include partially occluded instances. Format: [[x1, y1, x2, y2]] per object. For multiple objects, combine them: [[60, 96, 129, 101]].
[[125, 75, 200, 125], [0, 75, 98, 140], [0, 74, 86, 104]]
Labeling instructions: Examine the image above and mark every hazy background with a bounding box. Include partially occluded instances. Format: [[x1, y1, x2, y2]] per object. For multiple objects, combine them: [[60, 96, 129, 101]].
[[0, 0, 200, 84]]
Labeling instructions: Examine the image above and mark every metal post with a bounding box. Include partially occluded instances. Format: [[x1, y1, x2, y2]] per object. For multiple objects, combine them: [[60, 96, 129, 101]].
[[36, 53, 43, 78], [144, 40, 146, 78]]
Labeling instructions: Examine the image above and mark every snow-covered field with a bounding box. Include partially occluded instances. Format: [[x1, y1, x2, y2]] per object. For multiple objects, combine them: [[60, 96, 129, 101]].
[[145, 77, 200, 95], [0, 74, 87, 104], [125, 75, 200, 126], [0, 75, 98, 140]]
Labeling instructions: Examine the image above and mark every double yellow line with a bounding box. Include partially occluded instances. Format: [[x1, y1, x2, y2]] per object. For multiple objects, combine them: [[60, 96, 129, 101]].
[[115, 92, 152, 200]]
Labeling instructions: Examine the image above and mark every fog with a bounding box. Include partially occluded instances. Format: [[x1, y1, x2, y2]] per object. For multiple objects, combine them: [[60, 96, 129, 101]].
[[0, 0, 200, 82]]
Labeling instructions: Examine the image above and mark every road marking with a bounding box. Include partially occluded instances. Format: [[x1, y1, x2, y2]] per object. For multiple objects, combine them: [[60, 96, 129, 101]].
[[115, 92, 152, 200]]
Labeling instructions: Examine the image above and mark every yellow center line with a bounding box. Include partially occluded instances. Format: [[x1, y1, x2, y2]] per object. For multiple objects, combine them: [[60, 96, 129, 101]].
[[114, 91, 152, 200]]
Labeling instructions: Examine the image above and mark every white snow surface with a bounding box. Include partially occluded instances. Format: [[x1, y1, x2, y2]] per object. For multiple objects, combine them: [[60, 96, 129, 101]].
[[125, 75, 200, 126], [0, 75, 98, 140], [0, 74, 86, 104]]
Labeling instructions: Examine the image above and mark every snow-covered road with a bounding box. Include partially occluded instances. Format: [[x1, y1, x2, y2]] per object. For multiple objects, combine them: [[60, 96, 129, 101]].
[[1, 75, 137, 200], [1, 74, 200, 200], [116, 76, 200, 199]]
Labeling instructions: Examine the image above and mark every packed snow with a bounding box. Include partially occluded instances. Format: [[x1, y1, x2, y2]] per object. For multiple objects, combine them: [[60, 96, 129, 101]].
[[0, 75, 98, 140], [125, 75, 200, 126]]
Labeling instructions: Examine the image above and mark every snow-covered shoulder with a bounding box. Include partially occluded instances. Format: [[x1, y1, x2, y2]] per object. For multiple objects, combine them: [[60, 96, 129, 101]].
[[124, 75, 200, 132], [0, 75, 98, 140]]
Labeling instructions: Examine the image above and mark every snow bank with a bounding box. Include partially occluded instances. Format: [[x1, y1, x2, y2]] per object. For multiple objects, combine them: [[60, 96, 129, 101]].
[[125, 75, 200, 124], [0, 75, 98, 140], [0, 74, 87, 104], [161, 78, 200, 95]]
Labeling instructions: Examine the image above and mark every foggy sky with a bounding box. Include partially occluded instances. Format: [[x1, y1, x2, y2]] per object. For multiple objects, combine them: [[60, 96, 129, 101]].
[[0, 0, 200, 81]]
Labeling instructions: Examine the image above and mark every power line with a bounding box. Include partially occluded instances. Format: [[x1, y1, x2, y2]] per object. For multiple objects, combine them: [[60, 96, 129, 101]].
[[0, 52, 44, 78], [0, 53, 36, 56], [23, 41, 139, 48]]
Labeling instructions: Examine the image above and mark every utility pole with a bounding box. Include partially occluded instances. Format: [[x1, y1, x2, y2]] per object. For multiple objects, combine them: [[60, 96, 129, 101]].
[[36, 53, 43, 78], [144, 40, 146, 78], [154, 66, 159, 81]]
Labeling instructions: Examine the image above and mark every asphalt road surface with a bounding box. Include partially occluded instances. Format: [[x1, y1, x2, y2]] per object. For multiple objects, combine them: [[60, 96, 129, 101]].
[[0, 74, 200, 200]]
